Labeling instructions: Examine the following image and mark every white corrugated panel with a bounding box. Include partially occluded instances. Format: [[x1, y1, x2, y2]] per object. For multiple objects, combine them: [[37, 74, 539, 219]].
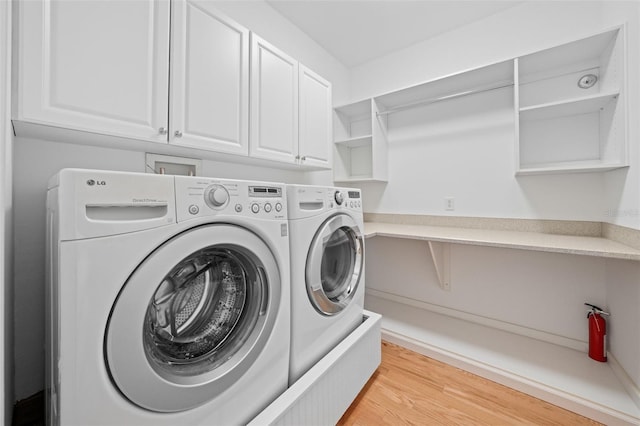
[[249, 311, 382, 426]]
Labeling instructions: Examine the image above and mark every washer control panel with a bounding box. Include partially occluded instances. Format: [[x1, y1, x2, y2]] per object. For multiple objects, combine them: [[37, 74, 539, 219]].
[[175, 176, 286, 222], [247, 186, 283, 216], [204, 184, 230, 209], [330, 188, 362, 212]]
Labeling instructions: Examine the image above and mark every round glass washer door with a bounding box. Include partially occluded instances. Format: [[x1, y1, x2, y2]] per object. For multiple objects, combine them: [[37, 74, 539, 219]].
[[305, 214, 363, 315], [105, 224, 280, 413]]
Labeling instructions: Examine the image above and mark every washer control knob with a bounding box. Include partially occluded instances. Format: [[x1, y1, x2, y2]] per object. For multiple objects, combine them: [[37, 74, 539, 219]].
[[275, 202, 282, 212], [251, 203, 260, 214], [235, 204, 243, 213], [264, 203, 272, 213], [188, 204, 199, 215], [334, 191, 344, 205], [205, 184, 229, 208]]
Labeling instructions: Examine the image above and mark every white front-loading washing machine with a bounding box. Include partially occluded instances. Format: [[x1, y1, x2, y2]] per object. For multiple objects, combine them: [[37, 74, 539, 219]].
[[286, 185, 365, 384], [45, 169, 290, 425]]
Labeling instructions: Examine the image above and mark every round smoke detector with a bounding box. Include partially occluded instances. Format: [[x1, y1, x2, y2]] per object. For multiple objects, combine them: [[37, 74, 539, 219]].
[[578, 74, 598, 89]]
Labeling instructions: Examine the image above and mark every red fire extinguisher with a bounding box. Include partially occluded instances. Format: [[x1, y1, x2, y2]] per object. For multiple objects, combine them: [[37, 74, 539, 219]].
[[585, 303, 610, 362]]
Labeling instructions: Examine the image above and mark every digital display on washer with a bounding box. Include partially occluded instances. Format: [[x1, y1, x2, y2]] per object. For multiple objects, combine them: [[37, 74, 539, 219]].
[[348, 191, 360, 199], [249, 186, 282, 197]]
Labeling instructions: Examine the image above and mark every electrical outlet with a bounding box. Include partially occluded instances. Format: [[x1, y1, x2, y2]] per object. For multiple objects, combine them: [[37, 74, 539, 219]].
[[445, 197, 455, 211]]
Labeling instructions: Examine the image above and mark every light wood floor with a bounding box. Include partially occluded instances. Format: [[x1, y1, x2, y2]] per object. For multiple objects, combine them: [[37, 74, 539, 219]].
[[338, 341, 602, 425]]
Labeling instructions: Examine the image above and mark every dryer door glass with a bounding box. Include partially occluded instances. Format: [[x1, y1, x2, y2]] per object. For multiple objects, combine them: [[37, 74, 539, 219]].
[[306, 214, 363, 315], [105, 224, 281, 412], [321, 228, 355, 298]]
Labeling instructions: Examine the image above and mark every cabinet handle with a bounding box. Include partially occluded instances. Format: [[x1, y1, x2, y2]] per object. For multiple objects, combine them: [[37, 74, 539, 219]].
[[159, 127, 168, 135], [301, 156, 307, 161], [295, 155, 300, 161], [174, 130, 183, 138]]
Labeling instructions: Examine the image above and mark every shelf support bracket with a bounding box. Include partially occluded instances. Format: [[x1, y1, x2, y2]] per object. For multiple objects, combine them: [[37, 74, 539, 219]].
[[427, 241, 451, 291]]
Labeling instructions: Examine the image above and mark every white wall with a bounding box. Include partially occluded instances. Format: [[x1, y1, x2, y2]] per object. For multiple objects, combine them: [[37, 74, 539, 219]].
[[1, 0, 12, 422], [11, 1, 348, 401], [606, 259, 640, 396], [350, 1, 639, 226], [600, 1, 640, 396], [367, 237, 606, 347], [603, 2, 640, 230], [608, 4, 640, 377]]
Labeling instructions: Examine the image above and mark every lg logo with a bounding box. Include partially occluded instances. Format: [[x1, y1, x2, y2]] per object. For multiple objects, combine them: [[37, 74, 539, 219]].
[[86, 179, 106, 186]]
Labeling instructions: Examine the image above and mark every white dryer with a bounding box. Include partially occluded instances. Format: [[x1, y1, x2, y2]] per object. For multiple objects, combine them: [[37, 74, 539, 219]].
[[286, 185, 365, 384], [45, 169, 290, 425]]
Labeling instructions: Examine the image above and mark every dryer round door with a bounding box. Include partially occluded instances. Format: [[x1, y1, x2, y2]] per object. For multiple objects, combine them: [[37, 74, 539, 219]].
[[105, 224, 281, 412], [305, 213, 363, 315]]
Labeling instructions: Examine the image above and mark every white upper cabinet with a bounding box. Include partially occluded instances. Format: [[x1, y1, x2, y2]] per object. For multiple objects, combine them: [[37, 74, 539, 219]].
[[250, 34, 299, 164], [250, 33, 332, 169], [299, 64, 332, 169], [15, 1, 333, 169], [15, 0, 170, 143], [170, 0, 249, 155]]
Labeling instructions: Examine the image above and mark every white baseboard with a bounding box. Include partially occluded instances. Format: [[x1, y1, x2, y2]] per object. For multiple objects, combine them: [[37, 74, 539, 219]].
[[609, 352, 640, 411]]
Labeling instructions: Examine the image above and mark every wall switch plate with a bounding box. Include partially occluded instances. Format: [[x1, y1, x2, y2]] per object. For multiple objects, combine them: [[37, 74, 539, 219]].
[[445, 197, 455, 211]]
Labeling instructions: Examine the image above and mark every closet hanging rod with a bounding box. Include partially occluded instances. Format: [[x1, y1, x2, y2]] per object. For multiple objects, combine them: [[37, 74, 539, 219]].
[[376, 80, 514, 117]]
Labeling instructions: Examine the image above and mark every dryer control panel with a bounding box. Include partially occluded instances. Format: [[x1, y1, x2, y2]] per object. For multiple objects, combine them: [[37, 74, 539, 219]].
[[175, 176, 287, 222], [287, 185, 362, 220]]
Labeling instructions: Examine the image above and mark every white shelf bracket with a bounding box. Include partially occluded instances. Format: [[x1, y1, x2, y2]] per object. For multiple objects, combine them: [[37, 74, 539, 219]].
[[427, 241, 451, 291]]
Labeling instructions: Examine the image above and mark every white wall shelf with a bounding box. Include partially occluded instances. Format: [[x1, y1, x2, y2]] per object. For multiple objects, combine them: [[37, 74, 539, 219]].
[[364, 221, 640, 261], [515, 26, 627, 175], [519, 91, 619, 121], [332, 177, 385, 183], [334, 135, 373, 148], [334, 99, 371, 118], [374, 60, 513, 115], [333, 99, 388, 182], [515, 161, 627, 176], [334, 26, 627, 179]]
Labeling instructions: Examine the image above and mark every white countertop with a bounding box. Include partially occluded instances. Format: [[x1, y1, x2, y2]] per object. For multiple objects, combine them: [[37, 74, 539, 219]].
[[364, 221, 640, 261]]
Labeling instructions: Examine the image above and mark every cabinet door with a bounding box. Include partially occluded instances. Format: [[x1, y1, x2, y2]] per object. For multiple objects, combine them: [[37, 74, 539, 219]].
[[250, 34, 299, 164], [16, 0, 170, 143], [299, 64, 332, 169], [170, 1, 249, 155]]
